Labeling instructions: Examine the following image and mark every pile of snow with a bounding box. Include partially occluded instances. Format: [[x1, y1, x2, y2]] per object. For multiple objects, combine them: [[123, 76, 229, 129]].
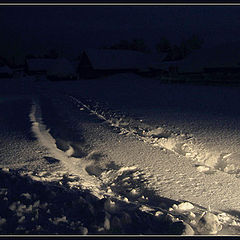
[[197, 212, 222, 234], [168, 202, 227, 235], [171, 202, 195, 213]]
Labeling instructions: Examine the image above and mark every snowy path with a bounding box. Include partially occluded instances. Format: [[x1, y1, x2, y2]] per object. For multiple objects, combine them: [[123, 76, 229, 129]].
[[23, 78, 240, 234], [29, 98, 104, 197], [0, 77, 52, 171], [2, 75, 240, 234], [65, 93, 240, 213]]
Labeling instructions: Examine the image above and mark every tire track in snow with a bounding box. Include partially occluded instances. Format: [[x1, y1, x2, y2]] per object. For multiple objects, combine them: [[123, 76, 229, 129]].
[[34, 83, 160, 203], [29, 98, 104, 198], [68, 96, 202, 161], [29, 97, 164, 207], [68, 95, 238, 176]]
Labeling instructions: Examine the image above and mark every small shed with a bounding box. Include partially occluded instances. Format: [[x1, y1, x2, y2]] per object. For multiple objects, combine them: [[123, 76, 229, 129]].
[[0, 65, 13, 78], [78, 49, 165, 79], [47, 58, 77, 81]]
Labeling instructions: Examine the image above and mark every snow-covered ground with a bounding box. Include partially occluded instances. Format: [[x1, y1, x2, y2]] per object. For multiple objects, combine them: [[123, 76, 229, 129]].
[[1, 73, 240, 235]]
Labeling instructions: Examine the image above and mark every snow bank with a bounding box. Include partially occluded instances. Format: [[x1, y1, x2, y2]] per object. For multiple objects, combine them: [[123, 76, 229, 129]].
[[172, 202, 194, 212]]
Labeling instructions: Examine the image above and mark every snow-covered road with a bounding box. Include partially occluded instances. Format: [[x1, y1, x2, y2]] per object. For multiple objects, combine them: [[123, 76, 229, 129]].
[[2, 74, 240, 234]]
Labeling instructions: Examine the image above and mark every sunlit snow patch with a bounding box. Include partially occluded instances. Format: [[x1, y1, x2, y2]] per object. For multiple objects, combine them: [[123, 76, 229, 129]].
[[171, 202, 194, 213], [65, 145, 74, 157], [68, 95, 240, 177]]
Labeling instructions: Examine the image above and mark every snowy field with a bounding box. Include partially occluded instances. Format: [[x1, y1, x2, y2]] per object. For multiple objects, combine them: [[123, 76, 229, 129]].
[[1, 73, 240, 235]]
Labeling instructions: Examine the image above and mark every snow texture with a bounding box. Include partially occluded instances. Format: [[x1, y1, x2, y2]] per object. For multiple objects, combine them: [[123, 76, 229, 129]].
[[1, 73, 240, 235]]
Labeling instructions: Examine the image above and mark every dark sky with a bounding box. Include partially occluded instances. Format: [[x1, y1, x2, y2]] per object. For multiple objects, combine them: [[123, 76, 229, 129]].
[[0, 5, 240, 61]]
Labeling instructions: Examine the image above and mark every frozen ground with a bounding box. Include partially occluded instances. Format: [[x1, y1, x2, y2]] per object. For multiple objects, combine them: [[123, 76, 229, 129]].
[[1, 73, 240, 235]]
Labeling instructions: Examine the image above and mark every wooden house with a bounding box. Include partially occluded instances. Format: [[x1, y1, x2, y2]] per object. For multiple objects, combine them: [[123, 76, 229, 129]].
[[25, 58, 77, 80], [179, 42, 240, 75], [157, 42, 240, 83]]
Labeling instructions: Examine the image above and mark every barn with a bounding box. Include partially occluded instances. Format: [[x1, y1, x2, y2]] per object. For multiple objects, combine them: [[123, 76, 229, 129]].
[[78, 49, 166, 79]]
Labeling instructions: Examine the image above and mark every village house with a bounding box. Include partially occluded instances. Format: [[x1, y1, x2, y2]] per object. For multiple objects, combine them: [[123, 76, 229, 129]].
[[158, 42, 240, 83], [185, 43, 240, 74], [77, 49, 167, 79], [25, 58, 77, 80]]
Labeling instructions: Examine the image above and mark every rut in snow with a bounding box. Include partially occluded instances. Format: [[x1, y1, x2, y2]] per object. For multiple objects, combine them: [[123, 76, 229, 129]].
[[29, 98, 104, 198], [68, 95, 240, 176], [29, 98, 177, 210]]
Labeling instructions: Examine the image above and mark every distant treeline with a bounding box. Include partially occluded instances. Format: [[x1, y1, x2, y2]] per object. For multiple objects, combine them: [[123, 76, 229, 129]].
[[100, 34, 204, 61]]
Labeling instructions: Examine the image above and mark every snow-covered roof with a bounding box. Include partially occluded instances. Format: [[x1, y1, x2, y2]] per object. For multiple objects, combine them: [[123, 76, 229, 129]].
[[47, 58, 76, 77], [0, 65, 13, 74], [26, 58, 56, 72], [82, 49, 166, 70]]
